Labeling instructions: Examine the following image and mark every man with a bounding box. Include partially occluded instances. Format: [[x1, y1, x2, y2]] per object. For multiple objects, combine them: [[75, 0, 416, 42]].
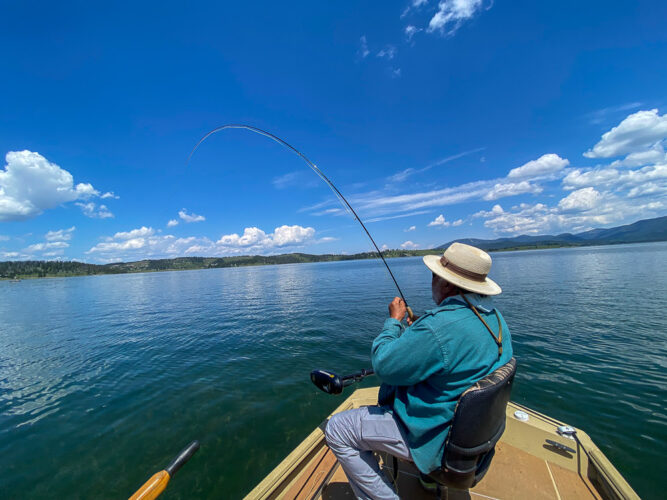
[[325, 242, 513, 500]]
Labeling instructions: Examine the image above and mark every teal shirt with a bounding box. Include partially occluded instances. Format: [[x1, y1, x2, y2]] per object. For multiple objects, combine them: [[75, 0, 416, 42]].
[[371, 294, 513, 474]]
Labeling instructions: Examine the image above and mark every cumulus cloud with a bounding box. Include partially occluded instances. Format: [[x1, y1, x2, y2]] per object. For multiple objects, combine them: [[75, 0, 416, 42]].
[[562, 164, 667, 194], [611, 143, 667, 168], [507, 154, 569, 179], [405, 225, 416, 232], [400, 240, 419, 250], [87, 224, 320, 262], [428, 214, 450, 227], [428, 0, 486, 35], [178, 209, 205, 223], [112, 227, 155, 240], [476, 193, 666, 236], [45, 226, 75, 241], [76, 202, 114, 219], [483, 181, 542, 201], [217, 225, 315, 248], [26, 241, 69, 253], [452, 218, 464, 226], [167, 219, 179, 227], [558, 187, 601, 212], [0, 150, 104, 221], [584, 109, 667, 158]]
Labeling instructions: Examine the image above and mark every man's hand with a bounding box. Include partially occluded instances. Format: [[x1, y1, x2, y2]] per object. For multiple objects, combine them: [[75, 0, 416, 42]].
[[388, 297, 407, 321]]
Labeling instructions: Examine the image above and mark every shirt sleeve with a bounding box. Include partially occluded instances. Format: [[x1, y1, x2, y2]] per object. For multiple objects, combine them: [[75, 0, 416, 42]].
[[371, 317, 445, 386]]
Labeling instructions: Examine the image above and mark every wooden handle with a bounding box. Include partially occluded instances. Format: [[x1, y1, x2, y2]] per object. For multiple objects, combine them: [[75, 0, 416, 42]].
[[129, 470, 170, 500], [406, 306, 415, 321]]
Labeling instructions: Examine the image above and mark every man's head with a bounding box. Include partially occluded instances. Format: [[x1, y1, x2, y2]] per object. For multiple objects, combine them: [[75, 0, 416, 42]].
[[423, 242, 501, 304]]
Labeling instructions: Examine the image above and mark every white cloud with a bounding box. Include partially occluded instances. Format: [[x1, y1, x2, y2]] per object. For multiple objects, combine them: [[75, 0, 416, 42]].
[[377, 45, 396, 60], [358, 36, 370, 58], [217, 225, 315, 248], [113, 226, 155, 240], [562, 164, 667, 193], [428, 214, 450, 227], [584, 102, 643, 125], [400, 240, 419, 250], [402, 0, 430, 18], [584, 109, 667, 158], [405, 225, 416, 232], [473, 204, 505, 218], [386, 147, 485, 184], [25, 241, 69, 253], [76, 202, 114, 219], [0, 150, 103, 221], [45, 226, 75, 241], [610, 143, 667, 168], [405, 25, 421, 41], [452, 219, 464, 226], [100, 192, 119, 199], [507, 154, 569, 179], [86, 224, 320, 262], [0, 235, 9, 241], [167, 219, 179, 227], [483, 180, 542, 200], [365, 210, 431, 223], [558, 187, 601, 212], [428, 0, 486, 35], [476, 194, 666, 236], [178, 209, 205, 223], [392, 68, 402, 78]]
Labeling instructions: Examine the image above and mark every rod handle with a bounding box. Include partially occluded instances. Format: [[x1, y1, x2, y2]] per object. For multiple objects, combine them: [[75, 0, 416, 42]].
[[406, 306, 415, 322], [165, 441, 200, 477]]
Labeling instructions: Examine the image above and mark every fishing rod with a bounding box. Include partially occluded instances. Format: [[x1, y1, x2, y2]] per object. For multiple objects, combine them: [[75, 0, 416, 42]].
[[188, 124, 415, 321]]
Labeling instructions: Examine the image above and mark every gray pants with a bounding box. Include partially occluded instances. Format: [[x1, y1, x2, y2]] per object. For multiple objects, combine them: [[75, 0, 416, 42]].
[[324, 406, 412, 500]]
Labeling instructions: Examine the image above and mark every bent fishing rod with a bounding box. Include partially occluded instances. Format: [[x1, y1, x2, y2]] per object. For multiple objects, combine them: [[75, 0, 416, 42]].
[[188, 124, 415, 321]]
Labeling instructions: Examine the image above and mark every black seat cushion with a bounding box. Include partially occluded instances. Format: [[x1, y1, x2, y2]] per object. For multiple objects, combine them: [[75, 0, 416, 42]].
[[428, 358, 517, 490]]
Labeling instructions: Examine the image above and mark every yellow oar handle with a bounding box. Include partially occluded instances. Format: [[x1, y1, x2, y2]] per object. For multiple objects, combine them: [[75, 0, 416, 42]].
[[129, 470, 170, 500], [129, 441, 200, 500]]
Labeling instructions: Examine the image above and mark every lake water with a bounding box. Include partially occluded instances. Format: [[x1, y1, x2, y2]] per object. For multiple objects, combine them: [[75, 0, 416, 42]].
[[1, 243, 666, 499]]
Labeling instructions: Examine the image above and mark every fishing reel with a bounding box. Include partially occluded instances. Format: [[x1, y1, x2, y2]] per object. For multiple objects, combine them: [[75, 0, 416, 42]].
[[310, 368, 374, 395]]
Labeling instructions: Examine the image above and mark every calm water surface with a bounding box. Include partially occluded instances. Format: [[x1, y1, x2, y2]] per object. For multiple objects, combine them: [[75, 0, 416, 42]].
[[1, 243, 666, 499]]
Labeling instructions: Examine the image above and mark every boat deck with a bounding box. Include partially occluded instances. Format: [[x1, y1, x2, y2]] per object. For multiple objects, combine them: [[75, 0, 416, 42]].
[[317, 440, 601, 499], [246, 387, 638, 500]]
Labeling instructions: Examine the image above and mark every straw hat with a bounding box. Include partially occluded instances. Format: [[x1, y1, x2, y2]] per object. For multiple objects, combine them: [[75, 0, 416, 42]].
[[423, 242, 502, 296]]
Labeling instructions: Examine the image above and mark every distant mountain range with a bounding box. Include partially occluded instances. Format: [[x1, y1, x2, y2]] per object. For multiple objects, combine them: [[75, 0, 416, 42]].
[[438, 215, 667, 251]]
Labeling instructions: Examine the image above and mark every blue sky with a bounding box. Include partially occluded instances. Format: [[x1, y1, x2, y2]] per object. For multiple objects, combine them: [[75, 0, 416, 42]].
[[1, 1, 666, 262]]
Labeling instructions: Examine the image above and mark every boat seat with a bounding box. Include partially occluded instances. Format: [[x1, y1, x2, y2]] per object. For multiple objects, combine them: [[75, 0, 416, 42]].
[[424, 357, 517, 490]]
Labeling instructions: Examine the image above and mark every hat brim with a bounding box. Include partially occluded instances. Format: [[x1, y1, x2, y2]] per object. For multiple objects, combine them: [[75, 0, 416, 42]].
[[423, 255, 502, 296]]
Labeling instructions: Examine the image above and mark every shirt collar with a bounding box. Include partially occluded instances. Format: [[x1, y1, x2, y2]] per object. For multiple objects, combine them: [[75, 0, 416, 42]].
[[439, 292, 494, 313]]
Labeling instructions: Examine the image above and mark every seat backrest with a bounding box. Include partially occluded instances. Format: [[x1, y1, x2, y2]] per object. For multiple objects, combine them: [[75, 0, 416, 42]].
[[428, 357, 517, 490]]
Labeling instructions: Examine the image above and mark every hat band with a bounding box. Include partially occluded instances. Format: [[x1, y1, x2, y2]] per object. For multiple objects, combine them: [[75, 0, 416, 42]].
[[440, 256, 487, 282]]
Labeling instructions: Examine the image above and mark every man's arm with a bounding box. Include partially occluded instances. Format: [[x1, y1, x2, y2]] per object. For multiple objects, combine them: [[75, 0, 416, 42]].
[[371, 300, 445, 386]]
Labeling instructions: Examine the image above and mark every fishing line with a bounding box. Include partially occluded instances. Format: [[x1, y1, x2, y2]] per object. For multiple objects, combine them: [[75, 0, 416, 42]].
[[187, 124, 414, 320]]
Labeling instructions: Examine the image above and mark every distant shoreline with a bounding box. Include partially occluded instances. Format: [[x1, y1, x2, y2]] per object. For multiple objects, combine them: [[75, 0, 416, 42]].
[[2, 239, 666, 281]]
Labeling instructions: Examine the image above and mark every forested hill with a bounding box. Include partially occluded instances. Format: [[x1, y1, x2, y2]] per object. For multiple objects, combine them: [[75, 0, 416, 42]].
[[0, 250, 432, 279]]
